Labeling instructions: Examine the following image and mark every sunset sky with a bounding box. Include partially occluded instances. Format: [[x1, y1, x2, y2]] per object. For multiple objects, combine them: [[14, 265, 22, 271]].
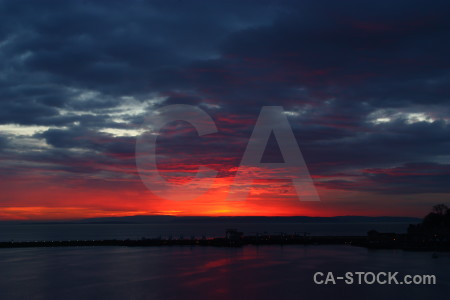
[[1, 0, 450, 220]]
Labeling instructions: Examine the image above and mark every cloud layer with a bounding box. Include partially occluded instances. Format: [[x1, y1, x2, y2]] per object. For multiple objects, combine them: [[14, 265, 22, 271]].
[[1, 0, 449, 218]]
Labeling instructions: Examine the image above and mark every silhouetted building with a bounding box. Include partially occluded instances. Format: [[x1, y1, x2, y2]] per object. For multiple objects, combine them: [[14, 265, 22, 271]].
[[225, 229, 243, 241]]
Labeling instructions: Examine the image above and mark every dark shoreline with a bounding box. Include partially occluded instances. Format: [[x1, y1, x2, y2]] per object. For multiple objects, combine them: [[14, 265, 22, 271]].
[[0, 235, 363, 248], [1, 235, 449, 252]]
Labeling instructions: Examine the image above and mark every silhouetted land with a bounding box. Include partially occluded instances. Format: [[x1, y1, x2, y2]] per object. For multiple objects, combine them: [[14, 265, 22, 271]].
[[0, 205, 448, 251], [363, 204, 450, 251], [0, 234, 366, 248]]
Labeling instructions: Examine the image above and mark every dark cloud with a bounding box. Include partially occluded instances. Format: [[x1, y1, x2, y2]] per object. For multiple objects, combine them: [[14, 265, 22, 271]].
[[301, 119, 450, 174], [320, 162, 450, 194], [0, 135, 8, 151], [0, 0, 449, 200], [35, 126, 136, 159]]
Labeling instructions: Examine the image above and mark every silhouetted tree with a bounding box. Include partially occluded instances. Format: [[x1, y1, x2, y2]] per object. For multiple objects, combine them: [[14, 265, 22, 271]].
[[408, 204, 450, 237], [432, 204, 448, 216]]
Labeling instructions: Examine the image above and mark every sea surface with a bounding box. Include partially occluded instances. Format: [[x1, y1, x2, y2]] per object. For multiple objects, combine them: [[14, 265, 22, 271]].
[[1, 222, 447, 299], [0, 245, 448, 299], [0, 222, 416, 242]]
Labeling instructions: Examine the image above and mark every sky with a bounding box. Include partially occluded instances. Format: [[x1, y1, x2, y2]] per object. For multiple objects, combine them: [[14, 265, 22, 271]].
[[1, 0, 450, 220]]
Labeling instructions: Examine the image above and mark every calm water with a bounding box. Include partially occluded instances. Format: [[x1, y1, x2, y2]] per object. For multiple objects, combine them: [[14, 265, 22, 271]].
[[0, 222, 415, 242], [0, 245, 448, 299]]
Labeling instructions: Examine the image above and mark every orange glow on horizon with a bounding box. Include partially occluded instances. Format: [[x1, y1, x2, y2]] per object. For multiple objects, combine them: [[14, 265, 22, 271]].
[[0, 170, 431, 220]]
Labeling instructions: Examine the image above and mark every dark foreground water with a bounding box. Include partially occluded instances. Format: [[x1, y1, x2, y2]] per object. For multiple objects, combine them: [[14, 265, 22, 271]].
[[0, 245, 449, 300]]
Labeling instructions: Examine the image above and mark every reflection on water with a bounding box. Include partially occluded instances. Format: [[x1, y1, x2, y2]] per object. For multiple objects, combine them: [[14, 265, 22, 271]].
[[0, 245, 448, 299]]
